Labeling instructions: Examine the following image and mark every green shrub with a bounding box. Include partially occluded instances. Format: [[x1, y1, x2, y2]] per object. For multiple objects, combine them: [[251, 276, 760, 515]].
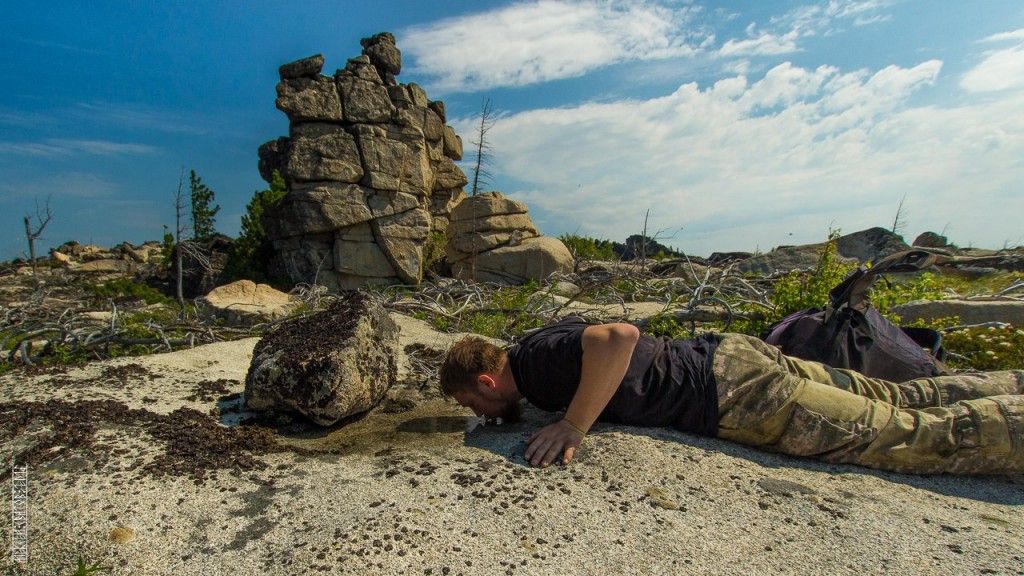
[[871, 273, 950, 319], [559, 234, 617, 261], [223, 170, 287, 283], [423, 230, 448, 276], [730, 232, 856, 335], [873, 271, 1024, 320], [160, 227, 175, 267], [190, 169, 221, 242], [942, 325, 1024, 370], [770, 232, 856, 318], [84, 278, 174, 306], [644, 313, 690, 340]]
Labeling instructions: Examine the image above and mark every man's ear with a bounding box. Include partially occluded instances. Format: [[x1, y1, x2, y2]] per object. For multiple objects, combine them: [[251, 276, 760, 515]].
[[477, 373, 497, 390]]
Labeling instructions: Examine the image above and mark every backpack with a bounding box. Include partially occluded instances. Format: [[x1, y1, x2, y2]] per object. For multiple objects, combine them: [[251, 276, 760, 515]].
[[762, 250, 948, 382]]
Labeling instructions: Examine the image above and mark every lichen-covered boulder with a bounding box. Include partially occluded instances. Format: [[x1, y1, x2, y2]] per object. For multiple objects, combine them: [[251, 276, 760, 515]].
[[244, 293, 399, 426]]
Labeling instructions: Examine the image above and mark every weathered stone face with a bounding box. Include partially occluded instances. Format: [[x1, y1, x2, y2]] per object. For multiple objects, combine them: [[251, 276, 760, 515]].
[[288, 123, 363, 183], [269, 233, 335, 284], [445, 192, 572, 285], [334, 238, 395, 277], [372, 207, 432, 240], [372, 209, 431, 284], [361, 32, 402, 77], [260, 35, 474, 290], [406, 83, 429, 108], [442, 126, 463, 161], [451, 236, 574, 284], [275, 76, 343, 123], [375, 235, 423, 284], [197, 280, 298, 327], [451, 192, 530, 221], [266, 183, 372, 239], [356, 124, 432, 195], [258, 137, 290, 183], [432, 157, 469, 191], [366, 190, 420, 219], [428, 101, 446, 123], [336, 73, 394, 124], [448, 230, 540, 257], [397, 107, 444, 142], [279, 54, 325, 80]]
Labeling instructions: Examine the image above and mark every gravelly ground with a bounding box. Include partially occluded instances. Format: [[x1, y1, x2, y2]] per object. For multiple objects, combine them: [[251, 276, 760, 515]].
[[1, 314, 1022, 576]]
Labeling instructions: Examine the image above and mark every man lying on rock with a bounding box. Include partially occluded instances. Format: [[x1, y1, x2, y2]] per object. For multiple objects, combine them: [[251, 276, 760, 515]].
[[439, 316, 1024, 474]]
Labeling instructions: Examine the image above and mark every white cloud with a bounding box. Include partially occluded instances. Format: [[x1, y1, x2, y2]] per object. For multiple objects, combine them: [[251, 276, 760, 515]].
[[0, 172, 118, 200], [401, 0, 705, 92], [71, 103, 208, 135], [981, 28, 1024, 43], [718, 0, 891, 58], [471, 58, 1023, 253], [0, 139, 158, 157], [961, 28, 1024, 93], [719, 30, 799, 57]]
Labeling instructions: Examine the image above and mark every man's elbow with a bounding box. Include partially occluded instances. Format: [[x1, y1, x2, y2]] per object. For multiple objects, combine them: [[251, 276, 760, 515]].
[[583, 323, 641, 348], [608, 323, 640, 343]]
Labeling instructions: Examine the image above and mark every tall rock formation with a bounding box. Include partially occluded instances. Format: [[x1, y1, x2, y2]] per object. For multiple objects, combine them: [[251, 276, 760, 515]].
[[259, 33, 467, 290]]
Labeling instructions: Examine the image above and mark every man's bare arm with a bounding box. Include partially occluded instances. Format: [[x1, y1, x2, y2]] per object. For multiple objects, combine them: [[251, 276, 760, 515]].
[[524, 322, 640, 466]]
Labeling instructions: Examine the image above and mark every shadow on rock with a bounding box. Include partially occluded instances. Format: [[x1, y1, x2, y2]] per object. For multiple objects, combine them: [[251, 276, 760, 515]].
[[458, 402, 1024, 505]]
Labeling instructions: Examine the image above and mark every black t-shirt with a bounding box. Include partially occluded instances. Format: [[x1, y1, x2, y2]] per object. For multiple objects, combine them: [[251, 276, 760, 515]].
[[507, 317, 720, 435]]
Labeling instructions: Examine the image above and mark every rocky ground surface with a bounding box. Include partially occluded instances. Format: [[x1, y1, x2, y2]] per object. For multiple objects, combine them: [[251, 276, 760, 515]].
[[2, 313, 1022, 576]]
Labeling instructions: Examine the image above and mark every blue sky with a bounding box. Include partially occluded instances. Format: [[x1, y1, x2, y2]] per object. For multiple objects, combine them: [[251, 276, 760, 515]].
[[2, 1, 1023, 260]]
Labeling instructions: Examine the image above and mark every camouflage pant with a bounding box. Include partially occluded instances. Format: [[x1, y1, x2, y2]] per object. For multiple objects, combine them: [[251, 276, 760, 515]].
[[712, 334, 1024, 474]]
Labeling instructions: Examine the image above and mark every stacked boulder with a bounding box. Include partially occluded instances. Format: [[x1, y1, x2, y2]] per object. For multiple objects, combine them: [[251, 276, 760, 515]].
[[446, 192, 573, 284], [259, 33, 467, 291]]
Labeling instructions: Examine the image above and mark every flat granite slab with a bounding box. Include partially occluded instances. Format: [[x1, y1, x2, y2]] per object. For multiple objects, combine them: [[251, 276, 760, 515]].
[[1, 314, 1022, 575]]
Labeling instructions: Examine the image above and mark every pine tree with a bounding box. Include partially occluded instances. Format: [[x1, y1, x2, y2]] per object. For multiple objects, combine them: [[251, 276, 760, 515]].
[[224, 170, 287, 282], [189, 169, 220, 241]]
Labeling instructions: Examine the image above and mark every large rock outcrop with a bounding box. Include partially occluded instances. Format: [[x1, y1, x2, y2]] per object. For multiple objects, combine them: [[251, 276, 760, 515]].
[[734, 228, 910, 275], [259, 33, 466, 291], [244, 292, 399, 426], [446, 192, 573, 284]]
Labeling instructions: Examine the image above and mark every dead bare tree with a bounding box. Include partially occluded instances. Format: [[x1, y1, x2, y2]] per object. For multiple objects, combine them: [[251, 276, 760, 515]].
[[170, 170, 217, 319], [23, 196, 53, 286], [173, 170, 187, 308], [469, 97, 495, 196], [637, 208, 683, 263]]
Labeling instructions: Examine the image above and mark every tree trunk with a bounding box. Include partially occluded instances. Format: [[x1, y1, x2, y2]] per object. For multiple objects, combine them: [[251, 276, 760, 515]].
[[23, 216, 37, 280]]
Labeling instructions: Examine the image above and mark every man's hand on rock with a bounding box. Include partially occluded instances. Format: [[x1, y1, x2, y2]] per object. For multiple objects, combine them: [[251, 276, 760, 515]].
[[525, 419, 584, 467]]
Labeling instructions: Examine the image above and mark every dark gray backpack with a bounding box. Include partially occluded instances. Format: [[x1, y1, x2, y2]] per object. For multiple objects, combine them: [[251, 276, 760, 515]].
[[762, 250, 947, 382]]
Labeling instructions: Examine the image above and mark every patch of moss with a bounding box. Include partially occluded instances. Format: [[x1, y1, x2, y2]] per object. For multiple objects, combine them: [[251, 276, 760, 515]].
[[83, 278, 173, 306]]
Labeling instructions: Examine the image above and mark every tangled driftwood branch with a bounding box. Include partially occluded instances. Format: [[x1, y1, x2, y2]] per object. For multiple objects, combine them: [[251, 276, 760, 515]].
[[0, 294, 260, 367]]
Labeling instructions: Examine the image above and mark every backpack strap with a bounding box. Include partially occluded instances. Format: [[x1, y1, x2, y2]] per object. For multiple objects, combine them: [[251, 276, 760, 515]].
[[831, 250, 949, 312]]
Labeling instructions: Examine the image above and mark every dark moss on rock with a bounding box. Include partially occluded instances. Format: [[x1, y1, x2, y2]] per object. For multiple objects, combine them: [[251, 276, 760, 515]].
[[245, 291, 400, 425], [0, 398, 301, 483]]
